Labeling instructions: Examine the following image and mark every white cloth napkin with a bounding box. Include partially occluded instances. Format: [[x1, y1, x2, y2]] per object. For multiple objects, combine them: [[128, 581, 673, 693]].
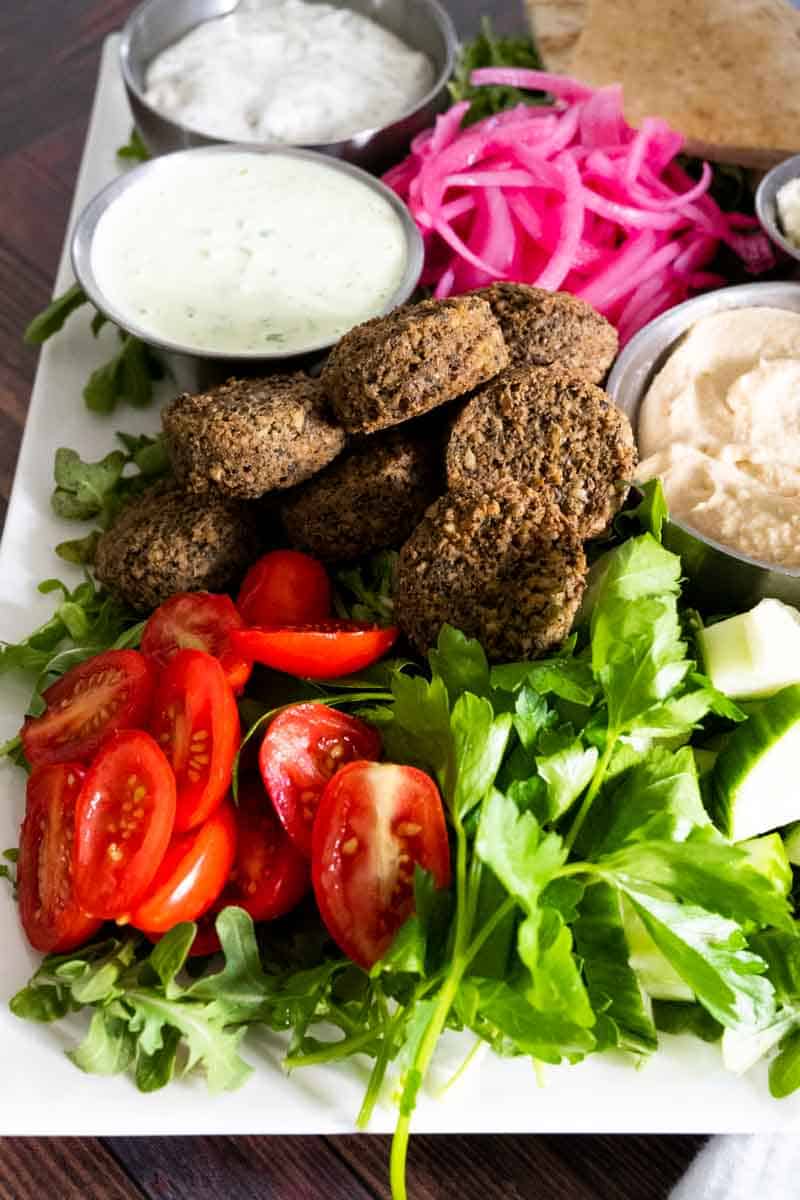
[[670, 1135, 800, 1199]]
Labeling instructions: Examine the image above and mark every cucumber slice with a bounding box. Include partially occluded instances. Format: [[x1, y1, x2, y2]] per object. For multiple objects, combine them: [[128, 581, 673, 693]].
[[622, 897, 694, 1002], [710, 685, 800, 842], [698, 599, 800, 699]]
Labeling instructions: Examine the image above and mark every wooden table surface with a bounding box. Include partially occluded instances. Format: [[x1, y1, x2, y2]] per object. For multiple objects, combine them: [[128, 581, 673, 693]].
[[0, 1, 708, 1196]]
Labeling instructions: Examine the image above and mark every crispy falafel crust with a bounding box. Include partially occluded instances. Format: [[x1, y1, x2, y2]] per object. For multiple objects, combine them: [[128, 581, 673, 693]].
[[281, 426, 443, 562], [394, 492, 587, 661], [94, 484, 258, 612], [446, 365, 636, 538], [320, 296, 509, 435], [162, 374, 345, 499], [473, 284, 618, 384]]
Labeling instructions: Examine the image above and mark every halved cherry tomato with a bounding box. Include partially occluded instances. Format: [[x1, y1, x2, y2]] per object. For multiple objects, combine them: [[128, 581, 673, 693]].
[[18, 763, 103, 953], [21, 650, 155, 767], [229, 621, 398, 680], [73, 729, 176, 920], [149, 649, 240, 833], [141, 592, 252, 694], [129, 800, 237, 933], [218, 774, 310, 918], [237, 550, 331, 628], [312, 761, 451, 969], [259, 704, 381, 857]]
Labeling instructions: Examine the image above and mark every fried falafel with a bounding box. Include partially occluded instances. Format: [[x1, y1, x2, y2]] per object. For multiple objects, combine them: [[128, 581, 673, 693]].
[[162, 374, 345, 500], [320, 296, 508, 435], [446, 365, 636, 538]]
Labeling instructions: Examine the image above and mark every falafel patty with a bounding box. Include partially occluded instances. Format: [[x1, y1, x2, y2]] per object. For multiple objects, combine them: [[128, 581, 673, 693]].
[[394, 491, 587, 661], [473, 284, 618, 384], [162, 374, 345, 499], [446, 365, 636, 538], [281, 425, 443, 562], [320, 296, 508, 435], [95, 484, 258, 612]]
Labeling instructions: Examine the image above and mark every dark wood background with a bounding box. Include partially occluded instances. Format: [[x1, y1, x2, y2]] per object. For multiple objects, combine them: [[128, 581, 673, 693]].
[[0, 1, 707, 1195]]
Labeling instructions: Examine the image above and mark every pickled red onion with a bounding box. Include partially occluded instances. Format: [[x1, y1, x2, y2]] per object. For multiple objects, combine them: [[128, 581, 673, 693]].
[[383, 74, 775, 344]]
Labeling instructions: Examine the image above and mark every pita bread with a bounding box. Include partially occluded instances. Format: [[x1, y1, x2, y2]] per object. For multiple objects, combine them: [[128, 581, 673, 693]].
[[527, 0, 800, 166]]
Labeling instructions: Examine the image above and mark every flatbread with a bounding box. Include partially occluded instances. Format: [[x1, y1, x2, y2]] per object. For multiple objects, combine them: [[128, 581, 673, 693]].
[[528, 0, 800, 166]]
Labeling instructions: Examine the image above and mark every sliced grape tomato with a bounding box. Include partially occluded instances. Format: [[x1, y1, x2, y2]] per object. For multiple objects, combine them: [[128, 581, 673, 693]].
[[312, 761, 451, 969], [259, 703, 381, 857], [18, 762, 102, 954], [141, 592, 251, 693], [237, 550, 331, 628], [73, 729, 176, 920], [129, 800, 237, 934], [149, 648, 240, 834], [229, 621, 398, 680], [21, 649, 155, 767]]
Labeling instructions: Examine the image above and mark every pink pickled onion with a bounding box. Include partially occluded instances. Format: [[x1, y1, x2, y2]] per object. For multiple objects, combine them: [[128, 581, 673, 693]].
[[383, 72, 776, 344]]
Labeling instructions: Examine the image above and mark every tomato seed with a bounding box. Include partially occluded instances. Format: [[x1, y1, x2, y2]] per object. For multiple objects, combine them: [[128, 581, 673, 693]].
[[396, 822, 421, 837], [342, 837, 359, 855]]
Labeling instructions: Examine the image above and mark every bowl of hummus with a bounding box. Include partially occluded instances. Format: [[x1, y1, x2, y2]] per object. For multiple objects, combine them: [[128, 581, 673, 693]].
[[606, 281, 800, 607]]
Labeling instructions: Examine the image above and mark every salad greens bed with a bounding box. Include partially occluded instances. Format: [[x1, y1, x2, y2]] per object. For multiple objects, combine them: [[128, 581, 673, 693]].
[[4, 493, 800, 1197]]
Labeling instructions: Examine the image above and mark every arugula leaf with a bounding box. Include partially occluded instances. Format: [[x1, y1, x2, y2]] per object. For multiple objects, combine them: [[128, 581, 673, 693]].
[[0, 848, 18, 894], [84, 332, 165, 413], [117, 128, 151, 163], [449, 18, 549, 126], [24, 284, 88, 345], [50, 433, 170, 564], [69, 1010, 137, 1076], [187, 908, 276, 1023]]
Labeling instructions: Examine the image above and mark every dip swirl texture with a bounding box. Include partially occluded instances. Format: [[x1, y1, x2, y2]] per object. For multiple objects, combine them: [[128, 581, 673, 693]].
[[637, 306, 800, 568]]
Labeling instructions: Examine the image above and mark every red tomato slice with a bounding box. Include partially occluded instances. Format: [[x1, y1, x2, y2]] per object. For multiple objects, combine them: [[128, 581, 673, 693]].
[[18, 763, 103, 953], [237, 550, 331, 628], [149, 648, 240, 833], [259, 704, 382, 857], [218, 774, 310, 919], [21, 650, 155, 767], [141, 592, 252, 694], [73, 730, 176, 920], [229, 621, 398, 680], [311, 761, 451, 969], [129, 800, 237, 933]]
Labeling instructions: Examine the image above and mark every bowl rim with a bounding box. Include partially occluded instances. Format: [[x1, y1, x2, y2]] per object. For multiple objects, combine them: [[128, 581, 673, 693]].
[[70, 142, 425, 361], [755, 153, 800, 264], [607, 280, 800, 580], [118, 0, 459, 152]]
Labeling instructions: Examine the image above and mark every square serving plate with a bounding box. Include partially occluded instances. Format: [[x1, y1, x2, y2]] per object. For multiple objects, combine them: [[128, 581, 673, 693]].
[[1, 36, 799, 1137]]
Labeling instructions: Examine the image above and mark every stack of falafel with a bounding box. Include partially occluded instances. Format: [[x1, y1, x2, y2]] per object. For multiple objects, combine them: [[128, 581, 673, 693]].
[[95, 283, 636, 663]]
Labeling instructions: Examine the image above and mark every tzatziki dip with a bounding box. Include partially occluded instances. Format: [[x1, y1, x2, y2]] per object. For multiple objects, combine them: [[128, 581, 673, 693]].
[[636, 306, 800, 568], [143, 0, 436, 146], [88, 149, 412, 357]]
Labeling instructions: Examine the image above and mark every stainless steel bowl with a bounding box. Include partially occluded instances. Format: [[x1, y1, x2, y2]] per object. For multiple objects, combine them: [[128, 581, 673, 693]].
[[606, 281, 800, 608], [71, 144, 424, 364], [119, 0, 458, 172], [756, 154, 800, 263]]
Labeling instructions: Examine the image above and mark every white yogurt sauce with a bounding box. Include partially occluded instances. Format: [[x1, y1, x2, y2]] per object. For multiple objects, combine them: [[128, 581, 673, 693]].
[[144, 0, 436, 145], [90, 150, 409, 355]]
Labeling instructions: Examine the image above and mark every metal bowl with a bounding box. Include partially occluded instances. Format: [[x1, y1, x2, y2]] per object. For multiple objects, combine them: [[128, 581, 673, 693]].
[[606, 281, 800, 608], [756, 154, 800, 263], [71, 144, 424, 365], [119, 0, 457, 172]]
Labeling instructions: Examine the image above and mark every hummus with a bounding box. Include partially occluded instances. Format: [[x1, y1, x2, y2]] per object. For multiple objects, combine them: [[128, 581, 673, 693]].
[[637, 306, 800, 567]]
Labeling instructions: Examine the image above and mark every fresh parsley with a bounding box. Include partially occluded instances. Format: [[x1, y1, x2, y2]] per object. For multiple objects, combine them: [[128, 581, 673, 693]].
[[449, 18, 550, 126]]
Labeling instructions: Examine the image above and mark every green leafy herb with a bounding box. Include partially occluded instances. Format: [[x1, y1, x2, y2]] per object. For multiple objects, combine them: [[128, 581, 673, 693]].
[[24, 284, 89, 345], [334, 551, 397, 625], [84, 331, 165, 413], [50, 432, 170, 563], [449, 18, 549, 126], [116, 128, 151, 164]]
